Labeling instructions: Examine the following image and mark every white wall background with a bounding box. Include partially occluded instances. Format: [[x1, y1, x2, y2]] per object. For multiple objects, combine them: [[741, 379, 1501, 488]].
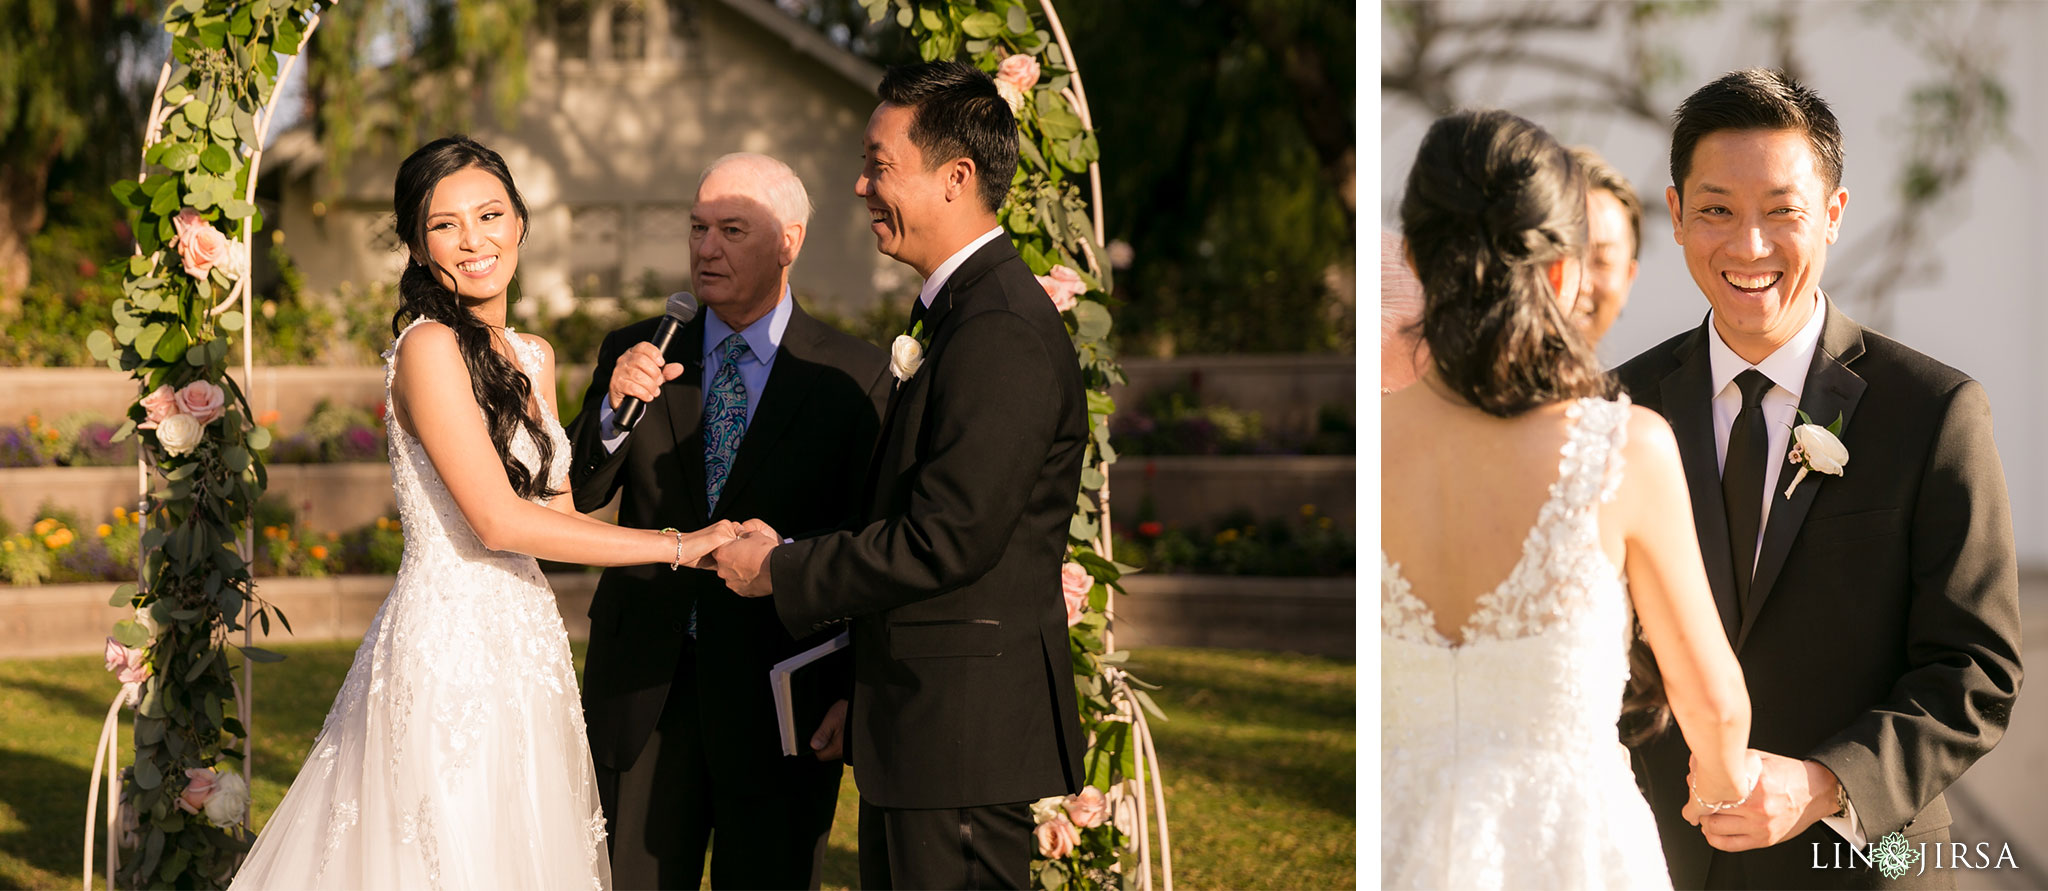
[[1381, 1, 2048, 567]]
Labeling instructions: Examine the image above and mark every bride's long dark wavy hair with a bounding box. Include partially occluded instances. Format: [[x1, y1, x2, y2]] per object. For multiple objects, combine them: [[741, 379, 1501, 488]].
[[390, 135, 561, 501], [1399, 110, 1669, 743]]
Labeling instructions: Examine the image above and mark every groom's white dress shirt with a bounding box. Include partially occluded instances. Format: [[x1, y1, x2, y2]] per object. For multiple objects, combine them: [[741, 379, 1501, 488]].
[[918, 226, 1007, 309], [1705, 292, 1863, 846]]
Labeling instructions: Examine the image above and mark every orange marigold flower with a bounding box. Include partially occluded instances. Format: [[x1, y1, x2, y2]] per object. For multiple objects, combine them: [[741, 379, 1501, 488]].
[[309, 545, 329, 560], [97, 524, 114, 538]]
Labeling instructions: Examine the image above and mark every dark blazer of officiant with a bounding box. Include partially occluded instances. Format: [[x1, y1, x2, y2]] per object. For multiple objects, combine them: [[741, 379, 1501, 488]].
[[769, 236, 1089, 810], [567, 301, 888, 884], [1617, 298, 2022, 890]]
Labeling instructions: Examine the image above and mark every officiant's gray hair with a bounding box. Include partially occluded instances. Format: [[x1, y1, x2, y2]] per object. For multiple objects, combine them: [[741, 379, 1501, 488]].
[[699, 152, 814, 229]]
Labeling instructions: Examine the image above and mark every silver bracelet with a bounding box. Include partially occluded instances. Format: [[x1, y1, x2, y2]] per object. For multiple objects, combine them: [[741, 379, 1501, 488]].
[[1689, 774, 1755, 813], [660, 527, 684, 570]]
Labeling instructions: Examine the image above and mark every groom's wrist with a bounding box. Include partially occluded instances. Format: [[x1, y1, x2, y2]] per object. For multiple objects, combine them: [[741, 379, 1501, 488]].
[[1804, 760, 1846, 820]]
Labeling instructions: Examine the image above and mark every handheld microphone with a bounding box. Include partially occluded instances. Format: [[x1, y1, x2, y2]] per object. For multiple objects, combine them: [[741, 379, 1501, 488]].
[[614, 291, 699, 433]]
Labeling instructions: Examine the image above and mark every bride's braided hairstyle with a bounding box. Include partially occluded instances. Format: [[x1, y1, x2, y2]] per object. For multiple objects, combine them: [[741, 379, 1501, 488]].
[[1399, 109, 1615, 417], [1399, 110, 1671, 742], [390, 135, 561, 501]]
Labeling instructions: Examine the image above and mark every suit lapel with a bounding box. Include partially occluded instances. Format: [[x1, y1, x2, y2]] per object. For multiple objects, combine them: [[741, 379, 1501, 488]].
[[661, 317, 710, 525], [712, 305, 826, 516], [1659, 320, 1743, 643], [1737, 299, 1867, 650]]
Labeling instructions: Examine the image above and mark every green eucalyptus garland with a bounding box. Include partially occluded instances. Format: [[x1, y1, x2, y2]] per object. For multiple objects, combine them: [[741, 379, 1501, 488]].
[[96, 0, 322, 886]]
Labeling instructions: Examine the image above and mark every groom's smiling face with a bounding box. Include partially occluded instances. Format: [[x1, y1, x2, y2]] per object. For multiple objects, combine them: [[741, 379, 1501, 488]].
[[1667, 128, 1848, 362]]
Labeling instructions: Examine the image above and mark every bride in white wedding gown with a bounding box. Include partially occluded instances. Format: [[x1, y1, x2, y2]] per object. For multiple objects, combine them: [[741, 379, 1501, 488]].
[[1381, 110, 1759, 890], [231, 137, 736, 890]]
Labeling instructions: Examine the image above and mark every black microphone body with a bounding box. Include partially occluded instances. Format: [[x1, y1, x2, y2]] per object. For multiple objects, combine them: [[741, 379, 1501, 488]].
[[614, 292, 699, 433]]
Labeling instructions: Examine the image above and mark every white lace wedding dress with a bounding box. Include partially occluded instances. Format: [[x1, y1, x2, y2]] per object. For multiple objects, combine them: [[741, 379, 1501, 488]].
[[1381, 397, 1670, 890], [231, 321, 611, 890]]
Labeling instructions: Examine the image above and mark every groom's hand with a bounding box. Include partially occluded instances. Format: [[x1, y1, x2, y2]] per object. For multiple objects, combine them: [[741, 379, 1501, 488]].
[[809, 699, 848, 761], [1688, 750, 1838, 851], [714, 530, 776, 598]]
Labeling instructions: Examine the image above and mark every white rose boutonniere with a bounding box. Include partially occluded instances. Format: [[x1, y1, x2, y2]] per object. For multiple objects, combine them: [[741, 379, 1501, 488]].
[[890, 320, 927, 388], [1784, 410, 1848, 498]]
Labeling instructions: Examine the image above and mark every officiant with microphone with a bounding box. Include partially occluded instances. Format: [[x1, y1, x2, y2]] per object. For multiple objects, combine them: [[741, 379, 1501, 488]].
[[568, 152, 890, 889]]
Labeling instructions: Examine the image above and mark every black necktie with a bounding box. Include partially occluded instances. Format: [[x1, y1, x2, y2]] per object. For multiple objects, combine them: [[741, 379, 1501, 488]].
[[1723, 369, 1774, 613], [906, 296, 929, 336]]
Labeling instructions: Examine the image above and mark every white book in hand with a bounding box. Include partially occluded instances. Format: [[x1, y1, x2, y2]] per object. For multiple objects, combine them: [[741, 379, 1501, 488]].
[[770, 630, 850, 756]]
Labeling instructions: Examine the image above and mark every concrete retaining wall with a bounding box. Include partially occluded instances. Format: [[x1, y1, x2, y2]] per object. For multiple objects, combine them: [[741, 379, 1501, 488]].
[[1, 572, 1354, 661]]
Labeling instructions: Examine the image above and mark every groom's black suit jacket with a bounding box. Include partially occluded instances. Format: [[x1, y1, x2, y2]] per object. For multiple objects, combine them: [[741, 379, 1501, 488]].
[[569, 301, 888, 776], [769, 236, 1089, 810], [1617, 299, 2022, 890]]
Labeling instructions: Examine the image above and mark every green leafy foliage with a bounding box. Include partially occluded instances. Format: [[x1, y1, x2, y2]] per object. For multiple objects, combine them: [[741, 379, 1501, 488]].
[[98, 1, 323, 885]]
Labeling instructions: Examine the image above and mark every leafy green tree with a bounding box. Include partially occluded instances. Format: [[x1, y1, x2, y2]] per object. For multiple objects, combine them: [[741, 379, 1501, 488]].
[[783, 0, 1356, 355], [0, 0, 159, 300]]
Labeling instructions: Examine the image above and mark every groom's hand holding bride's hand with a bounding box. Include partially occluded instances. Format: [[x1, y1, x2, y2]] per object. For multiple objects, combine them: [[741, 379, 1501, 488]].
[[683, 520, 743, 570], [1684, 750, 1841, 852], [712, 519, 779, 598]]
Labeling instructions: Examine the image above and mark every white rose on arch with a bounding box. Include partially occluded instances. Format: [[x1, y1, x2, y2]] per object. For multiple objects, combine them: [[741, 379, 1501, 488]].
[[996, 78, 1026, 114], [202, 769, 249, 827], [156, 412, 203, 456]]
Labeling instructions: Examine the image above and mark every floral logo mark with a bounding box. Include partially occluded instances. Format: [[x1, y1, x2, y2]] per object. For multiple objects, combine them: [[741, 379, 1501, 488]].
[[1871, 830, 1923, 880]]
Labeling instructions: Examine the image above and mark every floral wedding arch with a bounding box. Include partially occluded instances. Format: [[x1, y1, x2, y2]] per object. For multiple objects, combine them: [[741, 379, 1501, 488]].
[[88, 1, 1166, 889]]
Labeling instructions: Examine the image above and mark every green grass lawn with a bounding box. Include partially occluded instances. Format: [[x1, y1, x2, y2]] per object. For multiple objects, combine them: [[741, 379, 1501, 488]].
[[0, 642, 1354, 890]]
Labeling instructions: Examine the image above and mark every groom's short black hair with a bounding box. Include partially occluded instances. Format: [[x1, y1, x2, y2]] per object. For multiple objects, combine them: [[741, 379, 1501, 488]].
[[878, 61, 1018, 214], [1670, 68, 1844, 198]]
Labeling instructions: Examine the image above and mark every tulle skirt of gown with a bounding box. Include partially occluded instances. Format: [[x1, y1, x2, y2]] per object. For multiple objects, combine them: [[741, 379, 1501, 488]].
[[229, 552, 611, 890]]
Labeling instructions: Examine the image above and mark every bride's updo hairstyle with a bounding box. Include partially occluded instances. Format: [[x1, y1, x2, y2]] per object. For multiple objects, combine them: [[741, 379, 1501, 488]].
[[1399, 109, 1615, 417], [390, 135, 560, 501]]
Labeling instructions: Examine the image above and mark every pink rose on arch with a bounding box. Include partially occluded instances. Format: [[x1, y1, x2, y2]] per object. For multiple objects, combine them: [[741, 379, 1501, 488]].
[[104, 637, 149, 685], [1034, 814, 1078, 859], [175, 380, 227, 425], [172, 208, 230, 281], [1061, 561, 1091, 627], [997, 53, 1041, 95], [138, 385, 179, 430], [1036, 264, 1087, 312], [1065, 785, 1109, 829], [175, 767, 219, 815]]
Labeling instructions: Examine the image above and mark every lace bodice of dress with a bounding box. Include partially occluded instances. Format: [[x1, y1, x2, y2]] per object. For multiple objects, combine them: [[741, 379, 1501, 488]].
[[381, 319, 574, 563], [1381, 396, 1667, 890]]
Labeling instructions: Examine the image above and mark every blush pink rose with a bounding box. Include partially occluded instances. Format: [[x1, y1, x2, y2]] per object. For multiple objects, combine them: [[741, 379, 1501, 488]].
[[1065, 785, 1108, 828], [175, 767, 218, 815], [1036, 264, 1087, 312], [175, 380, 226, 425], [1034, 814, 1078, 859], [138, 385, 179, 430], [172, 209, 230, 280], [104, 637, 149, 685], [1061, 561, 1091, 627], [997, 54, 1041, 95]]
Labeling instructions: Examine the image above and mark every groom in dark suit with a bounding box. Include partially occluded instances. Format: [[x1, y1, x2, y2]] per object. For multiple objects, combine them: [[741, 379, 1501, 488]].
[[568, 153, 889, 889], [1618, 68, 2023, 890], [713, 61, 1088, 889]]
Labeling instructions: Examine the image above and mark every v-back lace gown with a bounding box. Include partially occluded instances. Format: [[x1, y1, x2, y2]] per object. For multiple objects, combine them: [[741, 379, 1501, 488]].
[[1381, 397, 1670, 890], [231, 321, 611, 890]]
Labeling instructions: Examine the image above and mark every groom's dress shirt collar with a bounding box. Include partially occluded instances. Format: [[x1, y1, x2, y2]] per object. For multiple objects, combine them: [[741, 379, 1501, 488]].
[[1706, 293, 1825, 412], [1706, 291, 1827, 555], [918, 226, 1007, 309]]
